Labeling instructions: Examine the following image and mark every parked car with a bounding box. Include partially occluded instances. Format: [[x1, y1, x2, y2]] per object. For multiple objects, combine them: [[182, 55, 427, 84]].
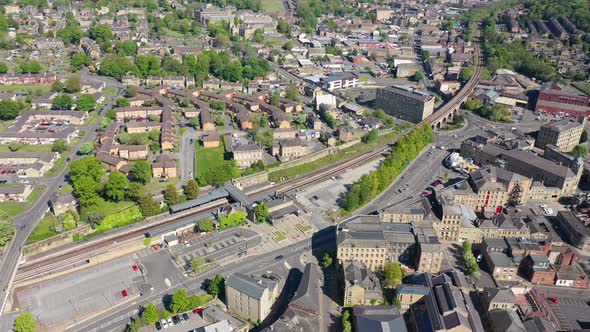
[[275, 255, 284, 260], [132, 265, 139, 271], [121, 289, 128, 298], [182, 313, 190, 321], [161, 319, 169, 329], [548, 297, 559, 304], [155, 321, 162, 330], [172, 316, 179, 325], [166, 318, 173, 327], [193, 307, 203, 314]]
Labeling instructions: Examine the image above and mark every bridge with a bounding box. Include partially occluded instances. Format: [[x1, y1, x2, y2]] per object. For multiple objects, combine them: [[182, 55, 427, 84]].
[[420, 28, 483, 129]]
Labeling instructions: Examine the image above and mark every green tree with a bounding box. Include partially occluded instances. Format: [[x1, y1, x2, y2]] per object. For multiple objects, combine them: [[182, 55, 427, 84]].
[[64, 76, 81, 93], [341, 310, 352, 332], [116, 97, 130, 108], [69, 156, 104, 182], [253, 202, 269, 223], [361, 129, 378, 144], [51, 139, 68, 153], [383, 262, 403, 287], [105, 171, 129, 202], [322, 251, 333, 268], [170, 289, 191, 313], [13, 312, 37, 332], [0, 62, 7, 73], [57, 25, 83, 45], [70, 53, 91, 71], [191, 256, 204, 272], [189, 117, 200, 128], [125, 85, 139, 98], [252, 28, 264, 42], [51, 80, 63, 92], [572, 144, 589, 157], [52, 94, 73, 110], [285, 84, 300, 101], [76, 94, 96, 112], [99, 55, 140, 79], [164, 184, 180, 205], [459, 66, 473, 83], [127, 182, 144, 202], [88, 24, 114, 43], [208, 274, 225, 297], [0, 211, 15, 247], [409, 71, 423, 82], [197, 218, 214, 232], [142, 303, 159, 325], [184, 179, 200, 200], [116, 40, 138, 56], [78, 142, 94, 155], [73, 175, 101, 207], [135, 55, 161, 78], [0, 100, 26, 120], [580, 130, 588, 144], [464, 99, 483, 111], [139, 194, 160, 216], [130, 161, 152, 184]]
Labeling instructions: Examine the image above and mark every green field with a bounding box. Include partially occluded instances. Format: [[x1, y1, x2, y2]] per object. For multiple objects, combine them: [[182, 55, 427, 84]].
[[261, 0, 285, 13], [0, 144, 52, 153], [80, 199, 136, 222], [0, 120, 14, 133], [96, 206, 142, 232], [196, 146, 227, 179], [104, 86, 118, 96], [44, 154, 67, 178], [26, 213, 58, 244], [269, 132, 398, 182], [0, 186, 45, 217], [573, 83, 590, 96], [0, 84, 51, 94]]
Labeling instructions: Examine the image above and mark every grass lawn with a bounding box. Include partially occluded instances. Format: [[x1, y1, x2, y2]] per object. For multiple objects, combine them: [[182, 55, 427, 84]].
[[0, 144, 52, 153], [160, 27, 185, 38], [196, 146, 227, 180], [26, 213, 58, 244], [44, 153, 68, 178], [85, 112, 100, 126], [269, 132, 398, 182], [80, 199, 135, 222], [0, 84, 51, 94], [0, 186, 45, 217], [146, 177, 178, 193], [59, 183, 73, 193], [104, 86, 118, 97], [274, 231, 286, 242], [573, 83, 590, 96], [0, 120, 14, 133], [261, 0, 285, 13]]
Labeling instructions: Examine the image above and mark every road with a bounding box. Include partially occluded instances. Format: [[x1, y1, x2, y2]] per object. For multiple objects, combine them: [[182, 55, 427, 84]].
[[179, 127, 199, 185], [0, 74, 122, 316]]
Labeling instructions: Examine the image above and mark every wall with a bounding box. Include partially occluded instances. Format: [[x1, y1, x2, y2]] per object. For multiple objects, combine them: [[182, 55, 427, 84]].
[[23, 224, 93, 256]]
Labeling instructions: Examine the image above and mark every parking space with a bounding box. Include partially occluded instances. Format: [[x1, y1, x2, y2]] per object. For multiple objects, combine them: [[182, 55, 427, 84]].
[[141, 311, 209, 332], [14, 255, 144, 328]]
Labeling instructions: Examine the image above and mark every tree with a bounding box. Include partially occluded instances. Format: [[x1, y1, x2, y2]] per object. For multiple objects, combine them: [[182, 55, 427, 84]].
[[409, 71, 423, 82], [139, 194, 160, 217], [51, 80, 63, 92], [459, 66, 473, 83], [127, 182, 144, 202], [0, 211, 15, 247], [269, 92, 280, 106], [52, 94, 73, 110], [572, 144, 588, 157], [361, 129, 378, 144], [51, 139, 68, 153], [341, 310, 352, 332], [13, 312, 37, 332], [462, 240, 480, 278], [213, 33, 230, 48], [76, 94, 96, 112], [383, 262, 403, 287], [116, 40, 138, 56], [105, 171, 129, 202], [170, 289, 191, 313], [0, 100, 26, 120], [208, 274, 225, 297], [0, 62, 7, 73], [69, 156, 104, 183], [142, 303, 159, 325], [322, 251, 333, 268], [285, 84, 300, 101], [78, 142, 94, 155], [99, 55, 140, 79], [73, 175, 101, 207], [64, 76, 81, 93], [253, 202, 269, 223], [135, 55, 161, 78], [184, 179, 200, 200], [88, 24, 114, 43], [116, 97, 130, 108], [57, 25, 83, 45], [464, 99, 483, 111], [125, 86, 139, 98], [189, 117, 200, 128], [197, 218, 213, 232], [164, 184, 180, 205], [130, 161, 152, 184], [70, 53, 91, 71]]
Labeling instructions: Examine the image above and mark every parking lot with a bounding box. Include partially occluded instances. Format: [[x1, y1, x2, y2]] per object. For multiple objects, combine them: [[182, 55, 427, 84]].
[[14, 255, 144, 328], [547, 297, 590, 330]]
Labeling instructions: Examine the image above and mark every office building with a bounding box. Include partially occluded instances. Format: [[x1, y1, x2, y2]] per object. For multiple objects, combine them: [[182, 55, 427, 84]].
[[375, 86, 435, 124]]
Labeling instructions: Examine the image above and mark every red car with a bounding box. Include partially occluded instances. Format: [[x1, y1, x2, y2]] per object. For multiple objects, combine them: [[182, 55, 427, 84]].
[[421, 191, 430, 196], [132, 265, 139, 271], [121, 289, 128, 298], [547, 297, 559, 304], [434, 180, 443, 185], [193, 307, 203, 314], [152, 245, 159, 251]]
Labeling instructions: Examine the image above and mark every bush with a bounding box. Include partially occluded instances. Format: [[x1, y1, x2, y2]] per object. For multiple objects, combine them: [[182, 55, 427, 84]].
[[219, 212, 247, 230], [96, 206, 142, 232]]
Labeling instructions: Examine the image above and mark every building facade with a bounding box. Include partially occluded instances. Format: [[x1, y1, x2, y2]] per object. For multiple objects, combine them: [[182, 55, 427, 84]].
[[375, 86, 434, 124]]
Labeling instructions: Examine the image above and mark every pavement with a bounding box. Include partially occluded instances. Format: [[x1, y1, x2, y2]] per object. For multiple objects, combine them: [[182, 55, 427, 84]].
[[0, 73, 123, 320]]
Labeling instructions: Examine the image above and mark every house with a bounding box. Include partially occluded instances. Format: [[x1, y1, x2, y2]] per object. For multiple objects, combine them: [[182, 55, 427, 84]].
[[225, 273, 279, 322], [0, 185, 32, 202], [488, 309, 526, 332], [320, 72, 359, 91], [49, 192, 78, 216], [152, 155, 177, 178], [343, 261, 383, 306], [554, 264, 589, 288], [271, 139, 308, 162], [232, 143, 263, 168], [202, 133, 221, 148], [352, 306, 407, 332], [482, 287, 518, 312], [520, 254, 555, 285], [200, 109, 215, 131]]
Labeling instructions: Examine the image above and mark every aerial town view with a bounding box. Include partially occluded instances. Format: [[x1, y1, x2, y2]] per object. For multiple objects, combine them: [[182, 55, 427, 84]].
[[0, 0, 588, 331]]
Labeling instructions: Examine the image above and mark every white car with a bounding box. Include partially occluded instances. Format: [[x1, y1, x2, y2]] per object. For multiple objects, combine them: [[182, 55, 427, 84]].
[[539, 204, 548, 209], [544, 208, 553, 215], [161, 319, 169, 329], [167, 318, 173, 327], [184, 240, 190, 247]]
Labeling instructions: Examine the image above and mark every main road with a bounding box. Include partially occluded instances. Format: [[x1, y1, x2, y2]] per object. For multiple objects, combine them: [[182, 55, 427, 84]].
[[0, 75, 122, 316]]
